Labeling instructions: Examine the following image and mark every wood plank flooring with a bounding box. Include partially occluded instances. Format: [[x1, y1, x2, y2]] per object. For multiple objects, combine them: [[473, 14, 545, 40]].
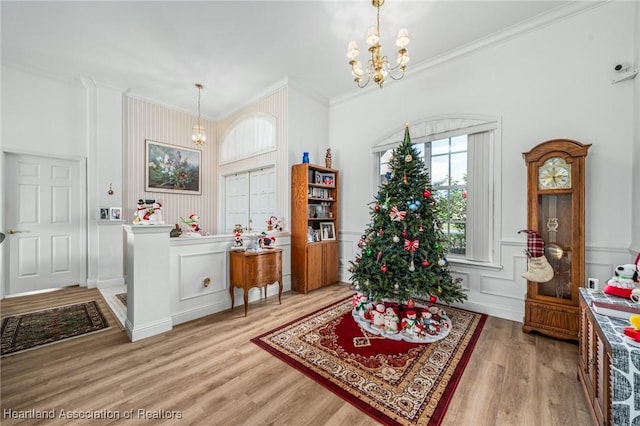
[[1, 284, 592, 425]]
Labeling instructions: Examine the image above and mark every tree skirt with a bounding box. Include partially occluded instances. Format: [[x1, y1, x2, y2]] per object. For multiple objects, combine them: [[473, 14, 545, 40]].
[[1, 301, 110, 356], [251, 297, 486, 425]]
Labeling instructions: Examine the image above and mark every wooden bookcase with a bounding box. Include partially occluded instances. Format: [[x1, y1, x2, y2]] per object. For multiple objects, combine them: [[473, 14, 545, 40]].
[[291, 163, 339, 294]]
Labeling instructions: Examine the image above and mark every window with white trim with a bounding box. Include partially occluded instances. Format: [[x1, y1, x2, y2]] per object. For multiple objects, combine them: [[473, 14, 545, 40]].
[[375, 117, 498, 264], [220, 113, 276, 164]]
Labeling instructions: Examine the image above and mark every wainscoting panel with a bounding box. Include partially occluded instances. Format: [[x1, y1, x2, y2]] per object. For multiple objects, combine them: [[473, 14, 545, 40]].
[[178, 250, 227, 300]]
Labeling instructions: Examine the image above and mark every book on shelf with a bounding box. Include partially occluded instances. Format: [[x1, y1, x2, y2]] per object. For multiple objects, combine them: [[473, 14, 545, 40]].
[[591, 300, 640, 320]]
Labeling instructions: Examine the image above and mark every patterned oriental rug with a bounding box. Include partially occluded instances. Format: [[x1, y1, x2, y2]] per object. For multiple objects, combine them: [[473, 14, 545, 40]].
[[1, 301, 110, 356], [251, 297, 487, 426], [115, 292, 128, 307]]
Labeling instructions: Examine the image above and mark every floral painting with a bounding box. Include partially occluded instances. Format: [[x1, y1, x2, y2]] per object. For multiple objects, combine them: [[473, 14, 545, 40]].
[[145, 140, 201, 194]]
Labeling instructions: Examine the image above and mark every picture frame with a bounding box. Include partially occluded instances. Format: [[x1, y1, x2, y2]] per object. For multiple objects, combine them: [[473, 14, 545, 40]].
[[321, 173, 335, 187], [145, 139, 201, 195], [99, 208, 109, 220], [109, 207, 122, 221], [319, 222, 336, 241], [314, 171, 322, 184]]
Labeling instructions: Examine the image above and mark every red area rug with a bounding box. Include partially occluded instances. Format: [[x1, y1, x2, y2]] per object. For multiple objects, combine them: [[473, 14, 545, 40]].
[[251, 297, 486, 425]]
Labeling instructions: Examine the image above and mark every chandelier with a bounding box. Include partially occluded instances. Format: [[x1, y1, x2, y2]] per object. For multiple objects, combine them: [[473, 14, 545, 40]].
[[192, 83, 206, 145], [346, 0, 410, 88]]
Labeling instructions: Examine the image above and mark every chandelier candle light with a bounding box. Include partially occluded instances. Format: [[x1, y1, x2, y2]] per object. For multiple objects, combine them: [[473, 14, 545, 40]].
[[192, 83, 206, 145], [347, 0, 410, 88]]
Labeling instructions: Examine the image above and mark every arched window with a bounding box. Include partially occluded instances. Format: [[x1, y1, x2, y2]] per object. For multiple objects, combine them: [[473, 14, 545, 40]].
[[219, 113, 276, 163]]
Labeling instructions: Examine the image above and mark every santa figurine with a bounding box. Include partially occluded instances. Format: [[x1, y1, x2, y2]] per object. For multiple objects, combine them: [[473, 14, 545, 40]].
[[373, 304, 386, 329]]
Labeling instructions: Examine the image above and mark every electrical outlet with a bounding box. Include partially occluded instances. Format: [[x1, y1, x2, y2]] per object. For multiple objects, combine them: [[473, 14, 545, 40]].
[[587, 278, 599, 290]]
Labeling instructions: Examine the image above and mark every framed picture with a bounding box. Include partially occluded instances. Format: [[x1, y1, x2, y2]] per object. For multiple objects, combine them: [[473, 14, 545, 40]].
[[109, 207, 122, 221], [145, 139, 201, 194], [319, 222, 336, 241], [321, 173, 335, 187], [99, 208, 109, 220]]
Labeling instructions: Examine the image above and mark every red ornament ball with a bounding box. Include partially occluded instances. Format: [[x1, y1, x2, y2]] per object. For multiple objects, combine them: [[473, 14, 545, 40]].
[[381, 265, 388, 273], [401, 230, 408, 238], [378, 229, 384, 236], [355, 258, 361, 263], [423, 190, 431, 198], [422, 260, 429, 267], [429, 295, 437, 303], [374, 205, 380, 211]]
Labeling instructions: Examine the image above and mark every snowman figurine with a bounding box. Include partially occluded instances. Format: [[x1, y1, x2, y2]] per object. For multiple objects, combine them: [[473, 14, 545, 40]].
[[384, 307, 399, 334], [401, 310, 420, 335], [372, 304, 386, 330]]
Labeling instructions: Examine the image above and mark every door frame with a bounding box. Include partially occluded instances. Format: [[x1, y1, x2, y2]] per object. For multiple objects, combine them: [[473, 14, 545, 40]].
[[1, 149, 88, 298]]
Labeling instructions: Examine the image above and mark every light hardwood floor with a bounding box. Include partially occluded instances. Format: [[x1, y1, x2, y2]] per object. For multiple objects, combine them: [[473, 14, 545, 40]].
[[1, 284, 592, 425]]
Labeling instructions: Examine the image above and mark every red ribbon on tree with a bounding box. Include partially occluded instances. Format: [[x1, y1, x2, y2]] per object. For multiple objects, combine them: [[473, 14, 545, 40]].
[[390, 207, 406, 221], [404, 239, 419, 252]]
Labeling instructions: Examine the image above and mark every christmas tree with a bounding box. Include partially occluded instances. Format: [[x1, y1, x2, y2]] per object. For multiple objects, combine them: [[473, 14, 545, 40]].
[[349, 125, 467, 305]]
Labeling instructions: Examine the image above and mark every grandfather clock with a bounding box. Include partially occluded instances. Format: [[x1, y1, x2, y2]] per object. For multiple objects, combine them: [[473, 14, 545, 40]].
[[522, 139, 590, 341]]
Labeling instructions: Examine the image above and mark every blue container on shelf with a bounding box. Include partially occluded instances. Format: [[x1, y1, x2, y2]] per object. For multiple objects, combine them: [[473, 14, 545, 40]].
[[302, 152, 309, 163]]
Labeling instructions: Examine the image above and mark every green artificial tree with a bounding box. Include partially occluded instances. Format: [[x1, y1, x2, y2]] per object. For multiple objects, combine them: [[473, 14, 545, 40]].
[[349, 125, 467, 306]]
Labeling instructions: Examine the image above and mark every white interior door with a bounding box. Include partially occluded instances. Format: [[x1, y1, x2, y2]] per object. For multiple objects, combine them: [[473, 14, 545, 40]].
[[5, 153, 83, 294]]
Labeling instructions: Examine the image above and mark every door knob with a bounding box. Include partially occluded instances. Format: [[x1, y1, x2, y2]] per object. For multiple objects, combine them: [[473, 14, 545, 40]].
[[6, 229, 23, 234]]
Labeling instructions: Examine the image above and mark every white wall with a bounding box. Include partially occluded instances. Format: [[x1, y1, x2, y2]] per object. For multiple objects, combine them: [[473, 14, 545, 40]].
[[330, 1, 638, 321], [1, 66, 127, 294]]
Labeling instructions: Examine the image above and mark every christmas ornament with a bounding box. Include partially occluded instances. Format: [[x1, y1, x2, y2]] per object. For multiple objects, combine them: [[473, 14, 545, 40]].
[[376, 251, 382, 263], [405, 154, 412, 162], [423, 190, 431, 198], [409, 260, 415, 272], [394, 283, 399, 289], [374, 204, 380, 212], [434, 243, 440, 249], [393, 235, 400, 243], [378, 229, 384, 236], [438, 286, 443, 294], [403, 174, 408, 184], [415, 200, 421, 207], [366, 249, 373, 256], [408, 202, 418, 211], [390, 207, 406, 221], [407, 299, 415, 309], [381, 265, 388, 273], [438, 258, 446, 266], [355, 257, 361, 263], [462, 191, 467, 199], [355, 284, 360, 291], [419, 225, 424, 232], [404, 239, 419, 252], [401, 230, 408, 238], [422, 260, 429, 267], [430, 295, 437, 303], [385, 172, 392, 179]]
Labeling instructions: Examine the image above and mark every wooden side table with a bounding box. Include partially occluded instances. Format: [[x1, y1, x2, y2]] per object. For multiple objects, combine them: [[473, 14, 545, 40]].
[[229, 248, 283, 316]]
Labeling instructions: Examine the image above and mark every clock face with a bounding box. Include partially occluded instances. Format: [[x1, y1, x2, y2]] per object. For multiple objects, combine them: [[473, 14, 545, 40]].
[[538, 157, 572, 189]]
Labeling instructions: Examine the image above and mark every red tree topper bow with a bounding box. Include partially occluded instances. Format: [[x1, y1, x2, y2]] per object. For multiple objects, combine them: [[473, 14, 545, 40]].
[[390, 207, 406, 221], [404, 239, 419, 252]]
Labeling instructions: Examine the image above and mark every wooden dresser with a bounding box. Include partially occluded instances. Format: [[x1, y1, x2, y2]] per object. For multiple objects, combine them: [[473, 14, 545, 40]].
[[578, 288, 640, 425], [229, 248, 282, 316]]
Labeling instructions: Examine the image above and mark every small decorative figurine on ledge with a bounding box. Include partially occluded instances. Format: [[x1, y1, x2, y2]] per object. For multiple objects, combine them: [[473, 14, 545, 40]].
[[133, 199, 164, 224], [325, 148, 332, 168]]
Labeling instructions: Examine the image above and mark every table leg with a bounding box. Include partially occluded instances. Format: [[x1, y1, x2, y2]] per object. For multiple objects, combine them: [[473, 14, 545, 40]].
[[229, 285, 234, 312], [278, 279, 282, 305], [244, 288, 249, 317]]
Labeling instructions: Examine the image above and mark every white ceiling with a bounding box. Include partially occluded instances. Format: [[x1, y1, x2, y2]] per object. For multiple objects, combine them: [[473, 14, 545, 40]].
[[2, 1, 574, 119]]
